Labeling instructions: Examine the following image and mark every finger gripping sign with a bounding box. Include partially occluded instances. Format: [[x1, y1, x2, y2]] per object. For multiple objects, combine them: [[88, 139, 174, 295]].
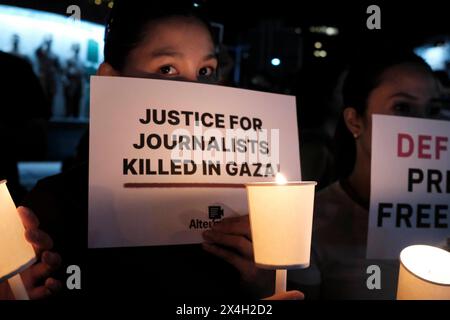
[[367, 115, 450, 259], [88, 76, 301, 248]]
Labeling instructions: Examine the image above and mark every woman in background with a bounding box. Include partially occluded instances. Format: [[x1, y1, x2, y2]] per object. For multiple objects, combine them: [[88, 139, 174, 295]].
[[20, 0, 299, 300], [204, 49, 445, 299]]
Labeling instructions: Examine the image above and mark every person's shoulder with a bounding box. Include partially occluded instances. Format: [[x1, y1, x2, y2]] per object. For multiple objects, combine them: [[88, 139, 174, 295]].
[[26, 162, 88, 199], [21, 162, 88, 219], [0, 50, 32, 69], [0, 50, 18, 62]]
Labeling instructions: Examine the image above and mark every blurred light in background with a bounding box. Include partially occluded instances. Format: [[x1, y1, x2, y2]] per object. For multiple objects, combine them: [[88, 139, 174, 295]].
[[313, 50, 327, 58], [309, 26, 339, 36], [415, 41, 450, 70], [0, 5, 104, 68], [271, 57, 281, 66], [325, 27, 339, 36]]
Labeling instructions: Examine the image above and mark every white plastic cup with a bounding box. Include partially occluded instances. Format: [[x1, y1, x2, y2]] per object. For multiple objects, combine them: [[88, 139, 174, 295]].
[[246, 181, 317, 269]]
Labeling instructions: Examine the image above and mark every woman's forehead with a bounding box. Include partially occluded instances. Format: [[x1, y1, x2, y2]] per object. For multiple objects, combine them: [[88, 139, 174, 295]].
[[145, 16, 212, 41], [377, 64, 438, 94], [380, 63, 434, 82], [136, 17, 215, 56]]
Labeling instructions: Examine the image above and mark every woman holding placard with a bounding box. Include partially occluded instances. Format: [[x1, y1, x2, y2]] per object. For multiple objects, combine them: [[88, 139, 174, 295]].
[[205, 48, 445, 299], [18, 0, 298, 300]]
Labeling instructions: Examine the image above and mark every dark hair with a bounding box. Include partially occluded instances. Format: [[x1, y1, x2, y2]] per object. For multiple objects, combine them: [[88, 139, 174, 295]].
[[334, 49, 433, 179], [104, 0, 216, 71]]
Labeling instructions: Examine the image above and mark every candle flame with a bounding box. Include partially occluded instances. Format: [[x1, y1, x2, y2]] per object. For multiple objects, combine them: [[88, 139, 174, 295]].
[[275, 172, 287, 185]]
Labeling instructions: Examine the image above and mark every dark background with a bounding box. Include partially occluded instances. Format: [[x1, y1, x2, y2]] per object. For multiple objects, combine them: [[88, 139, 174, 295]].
[[2, 0, 449, 94]]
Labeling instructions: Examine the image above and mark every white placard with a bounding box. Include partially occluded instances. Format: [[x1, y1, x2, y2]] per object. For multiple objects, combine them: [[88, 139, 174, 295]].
[[367, 115, 450, 259], [89, 76, 301, 248]]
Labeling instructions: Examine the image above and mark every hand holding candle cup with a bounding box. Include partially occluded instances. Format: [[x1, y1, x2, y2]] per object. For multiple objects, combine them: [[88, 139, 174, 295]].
[[246, 174, 317, 295], [0, 180, 36, 300], [0, 180, 62, 300]]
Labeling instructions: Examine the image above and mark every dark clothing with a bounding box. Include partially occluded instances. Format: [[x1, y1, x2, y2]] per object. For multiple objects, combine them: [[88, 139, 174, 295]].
[[0, 51, 50, 202], [21, 162, 243, 300], [0, 51, 50, 120], [289, 182, 399, 300]]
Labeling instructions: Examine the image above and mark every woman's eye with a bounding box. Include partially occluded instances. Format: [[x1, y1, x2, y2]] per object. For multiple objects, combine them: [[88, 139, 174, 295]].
[[198, 67, 215, 77], [159, 65, 177, 75], [393, 103, 411, 115]]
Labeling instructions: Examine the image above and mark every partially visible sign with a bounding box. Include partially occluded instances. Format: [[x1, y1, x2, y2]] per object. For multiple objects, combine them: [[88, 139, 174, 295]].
[[367, 115, 450, 259], [89, 76, 301, 248]]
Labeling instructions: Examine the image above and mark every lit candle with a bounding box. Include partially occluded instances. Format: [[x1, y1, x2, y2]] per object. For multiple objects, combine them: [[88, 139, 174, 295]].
[[246, 173, 316, 294], [0, 180, 36, 300], [397, 245, 450, 300]]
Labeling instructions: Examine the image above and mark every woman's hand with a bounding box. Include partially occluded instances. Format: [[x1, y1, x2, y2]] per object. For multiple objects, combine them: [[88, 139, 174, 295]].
[[0, 207, 62, 300], [19, 206, 63, 299], [202, 215, 274, 297]]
